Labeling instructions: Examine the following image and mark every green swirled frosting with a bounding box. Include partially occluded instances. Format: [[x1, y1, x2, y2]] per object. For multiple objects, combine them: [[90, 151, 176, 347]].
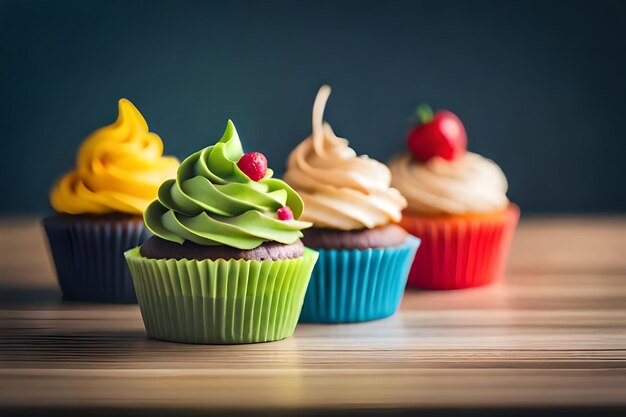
[[144, 120, 311, 250]]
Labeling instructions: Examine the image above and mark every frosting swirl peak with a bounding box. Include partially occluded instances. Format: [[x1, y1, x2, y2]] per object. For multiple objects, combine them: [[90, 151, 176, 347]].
[[284, 86, 407, 230], [144, 120, 311, 249], [50, 99, 179, 215]]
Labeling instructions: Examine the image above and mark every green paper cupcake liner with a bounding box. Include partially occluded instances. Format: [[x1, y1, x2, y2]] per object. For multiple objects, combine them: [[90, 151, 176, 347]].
[[125, 247, 318, 344]]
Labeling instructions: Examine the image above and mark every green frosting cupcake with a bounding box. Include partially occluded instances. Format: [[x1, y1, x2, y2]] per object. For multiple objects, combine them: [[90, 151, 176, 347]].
[[144, 120, 310, 249], [126, 120, 318, 344]]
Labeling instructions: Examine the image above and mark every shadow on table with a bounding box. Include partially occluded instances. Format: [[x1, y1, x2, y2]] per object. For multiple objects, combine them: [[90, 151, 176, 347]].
[[2, 406, 626, 417], [0, 287, 64, 307], [0, 286, 142, 308]]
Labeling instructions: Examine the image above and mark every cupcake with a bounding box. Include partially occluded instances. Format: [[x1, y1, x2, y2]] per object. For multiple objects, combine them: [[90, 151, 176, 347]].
[[125, 120, 318, 344], [44, 99, 179, 302], [388, 104, 519, 290], [284, 85, 420, 323]]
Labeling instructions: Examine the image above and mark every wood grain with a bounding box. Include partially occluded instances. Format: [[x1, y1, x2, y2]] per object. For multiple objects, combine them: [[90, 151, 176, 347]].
[[1, 217, 625, 416]]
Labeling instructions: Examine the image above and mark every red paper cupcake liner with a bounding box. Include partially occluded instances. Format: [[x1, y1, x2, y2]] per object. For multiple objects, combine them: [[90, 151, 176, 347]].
[[399, 205, 519, 290]]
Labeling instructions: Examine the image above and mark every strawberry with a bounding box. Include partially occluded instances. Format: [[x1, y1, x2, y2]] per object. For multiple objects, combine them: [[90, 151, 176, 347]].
[[407, 104, 467, 162]]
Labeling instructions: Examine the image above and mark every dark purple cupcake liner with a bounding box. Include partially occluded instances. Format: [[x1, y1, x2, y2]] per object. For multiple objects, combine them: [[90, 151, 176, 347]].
[[43, 215, 151, 303]]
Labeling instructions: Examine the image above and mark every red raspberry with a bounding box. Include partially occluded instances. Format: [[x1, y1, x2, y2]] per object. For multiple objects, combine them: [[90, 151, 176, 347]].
[[237, 152, 267, 181], [277, 206, 294, 221]]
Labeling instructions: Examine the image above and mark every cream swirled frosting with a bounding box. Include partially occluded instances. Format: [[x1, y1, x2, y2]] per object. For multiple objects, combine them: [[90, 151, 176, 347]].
[[388, 152, 509, 215], [50, 99, 179, 215], [284, 86, 407, 230]]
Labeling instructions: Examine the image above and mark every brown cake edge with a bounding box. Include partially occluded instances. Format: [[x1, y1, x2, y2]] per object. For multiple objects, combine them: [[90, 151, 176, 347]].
[[139, 236, 305, 261], [301, 224, 408, 250]]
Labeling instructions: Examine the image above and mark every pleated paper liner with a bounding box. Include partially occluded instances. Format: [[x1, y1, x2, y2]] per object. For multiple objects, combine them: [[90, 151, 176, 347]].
[[399, 204, 519, 290], [43, 215, 151, 303], [125, 247, 319, 344], [299, 236, 420, 324]]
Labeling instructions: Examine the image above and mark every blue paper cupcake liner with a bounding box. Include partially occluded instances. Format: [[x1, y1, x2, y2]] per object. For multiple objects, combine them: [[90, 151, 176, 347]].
[[299, 236, 420, 323], [43, 215, 151, 303]]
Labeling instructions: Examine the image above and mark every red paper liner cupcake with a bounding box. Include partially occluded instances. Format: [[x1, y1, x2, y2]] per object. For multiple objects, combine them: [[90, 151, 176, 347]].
[[399, 204, 519, 290]]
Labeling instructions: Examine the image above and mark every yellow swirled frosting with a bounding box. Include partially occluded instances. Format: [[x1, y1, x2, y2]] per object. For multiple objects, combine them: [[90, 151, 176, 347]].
[[284, 86, 407, 230], [50, 99, 179, 215]]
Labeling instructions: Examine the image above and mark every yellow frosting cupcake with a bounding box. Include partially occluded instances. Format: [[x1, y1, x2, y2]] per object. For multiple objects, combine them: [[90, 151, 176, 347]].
[[43, 99, 179, 303]]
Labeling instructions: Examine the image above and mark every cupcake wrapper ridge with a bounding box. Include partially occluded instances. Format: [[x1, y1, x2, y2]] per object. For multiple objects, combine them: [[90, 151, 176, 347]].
[[299, 236, 420, 324], [401, 205, 519, 290], [125, 247, 318, 344], [43, 216, 150, 303]]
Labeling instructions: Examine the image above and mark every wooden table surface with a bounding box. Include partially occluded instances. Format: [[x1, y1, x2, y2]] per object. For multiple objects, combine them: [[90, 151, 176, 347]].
[[1, 217, 625, 416]]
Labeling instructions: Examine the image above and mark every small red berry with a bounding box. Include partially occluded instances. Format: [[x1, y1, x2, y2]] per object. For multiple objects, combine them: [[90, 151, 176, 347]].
[[277, 206, 294, 221], [237, 152, 267, 181], [407, 104, 467, 162]]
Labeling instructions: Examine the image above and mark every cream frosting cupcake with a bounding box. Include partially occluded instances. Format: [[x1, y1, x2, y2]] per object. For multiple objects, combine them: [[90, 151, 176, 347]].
[[388, 103, 519, 290], [283, 85, 420, 323]]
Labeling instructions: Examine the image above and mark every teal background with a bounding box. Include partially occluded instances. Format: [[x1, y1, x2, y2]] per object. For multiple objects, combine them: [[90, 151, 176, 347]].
[[1, 0, 625, 214]]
